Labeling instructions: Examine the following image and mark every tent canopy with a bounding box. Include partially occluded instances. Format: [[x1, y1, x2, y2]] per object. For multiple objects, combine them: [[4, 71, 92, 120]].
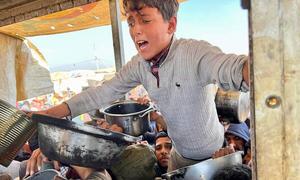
[[0, 0, 186, 37]]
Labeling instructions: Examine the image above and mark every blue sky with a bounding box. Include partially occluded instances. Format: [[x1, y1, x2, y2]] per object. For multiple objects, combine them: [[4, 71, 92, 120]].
[[28, 0, 249, 71]]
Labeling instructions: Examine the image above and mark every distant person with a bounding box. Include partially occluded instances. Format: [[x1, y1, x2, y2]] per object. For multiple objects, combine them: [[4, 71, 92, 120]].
[[212, 122, 250, 163], [225, 122, 250, 151]]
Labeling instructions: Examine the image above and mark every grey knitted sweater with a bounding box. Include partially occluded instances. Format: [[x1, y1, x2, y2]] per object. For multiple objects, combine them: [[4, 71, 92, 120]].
[[66, 37, 248, 159]]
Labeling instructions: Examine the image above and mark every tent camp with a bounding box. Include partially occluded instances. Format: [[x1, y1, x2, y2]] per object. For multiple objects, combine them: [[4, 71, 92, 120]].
[[1, 0, 300, 179]]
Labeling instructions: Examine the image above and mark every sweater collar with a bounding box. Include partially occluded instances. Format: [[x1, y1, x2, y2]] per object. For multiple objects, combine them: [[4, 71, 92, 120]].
[[141, 35, 177, 68]]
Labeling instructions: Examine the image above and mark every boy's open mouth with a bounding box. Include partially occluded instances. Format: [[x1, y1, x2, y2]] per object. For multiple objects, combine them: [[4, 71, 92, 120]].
[[137, 40, 149, 50]]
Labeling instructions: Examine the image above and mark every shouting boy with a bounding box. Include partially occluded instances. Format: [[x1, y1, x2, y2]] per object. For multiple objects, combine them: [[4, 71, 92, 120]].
[[27, 0, 249, 175]]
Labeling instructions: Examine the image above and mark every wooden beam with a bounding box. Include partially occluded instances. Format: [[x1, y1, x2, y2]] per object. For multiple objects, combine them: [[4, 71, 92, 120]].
[[0, 0, 99, 27], [250, 0, 300, 179], [0, 0, 34, 10], [109, 0, 125, 71]]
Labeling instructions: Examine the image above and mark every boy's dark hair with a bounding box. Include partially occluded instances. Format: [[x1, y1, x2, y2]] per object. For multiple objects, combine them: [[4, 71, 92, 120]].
[[155, 131, 169, 142], [122, 0, 179, 21], [212, 164, 252, 180]]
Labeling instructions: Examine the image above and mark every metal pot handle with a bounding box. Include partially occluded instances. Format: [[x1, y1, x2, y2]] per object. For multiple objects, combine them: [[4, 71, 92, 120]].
[[139, 102, 157, 117], [100, 99, 145, 113]]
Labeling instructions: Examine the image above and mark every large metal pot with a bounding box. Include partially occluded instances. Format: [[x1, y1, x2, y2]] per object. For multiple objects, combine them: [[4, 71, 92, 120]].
[[215, 89, 250, 123], [32, 114, 140, 169], [161, 151, 243, 180], [100, 101, 155, 136]]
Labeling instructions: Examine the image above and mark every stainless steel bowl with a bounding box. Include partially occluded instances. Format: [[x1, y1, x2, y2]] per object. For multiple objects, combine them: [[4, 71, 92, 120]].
[[24, 169, 60, 180], [100, 101, 155, 136], [162, 151, 243, 180], [32, 114, 140, 169]]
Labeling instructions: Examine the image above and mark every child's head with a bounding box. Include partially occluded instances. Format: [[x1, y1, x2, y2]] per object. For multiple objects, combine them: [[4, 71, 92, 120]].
[[123, 0, 179, 21], [123, 0, 179, 60]]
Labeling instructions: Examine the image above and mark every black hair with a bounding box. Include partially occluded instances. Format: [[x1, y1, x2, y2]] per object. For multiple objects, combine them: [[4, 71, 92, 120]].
[[122, 0, 179, 21], [212, 164, 252, 180], [155, 131, 169, 142]]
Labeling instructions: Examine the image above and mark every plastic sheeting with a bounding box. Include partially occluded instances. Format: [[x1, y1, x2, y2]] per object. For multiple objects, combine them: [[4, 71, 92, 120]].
[[0, 33, 53, 105]]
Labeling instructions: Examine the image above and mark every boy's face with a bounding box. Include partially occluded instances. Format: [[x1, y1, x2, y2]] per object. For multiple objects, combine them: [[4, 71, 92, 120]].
[[225, 133, 245, 151], [126, 6, 176, 60], [155, 136, 172, 167]]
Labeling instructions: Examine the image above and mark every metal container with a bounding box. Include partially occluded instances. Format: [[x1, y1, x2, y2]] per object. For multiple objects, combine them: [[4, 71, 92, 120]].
[[162, 151, 243, 180], [24, 169, 60, 180], [100, 101, 155, 136], [32, 114, 140, 169], [0, 99, 37, 167], [215, 89, 250, 123]]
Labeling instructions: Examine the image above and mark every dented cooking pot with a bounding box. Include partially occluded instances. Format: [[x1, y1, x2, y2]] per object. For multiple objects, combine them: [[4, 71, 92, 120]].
[[32, 114, 140, 169], [100, 101, 155, 137], [215, 89, 250, 123]]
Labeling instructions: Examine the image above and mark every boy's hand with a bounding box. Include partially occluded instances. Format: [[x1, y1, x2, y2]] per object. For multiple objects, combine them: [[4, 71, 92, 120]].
[[135, 96, 151, 105], [26, 103, 71, 119], [25, 148, 61, 177], [96, 119, 123, 133], [150, 111, 167, 131], [71, 165, 95, 180], [212, 144, 235, 159], [242, 60, 249, 86], [25, 148, 45, 176]]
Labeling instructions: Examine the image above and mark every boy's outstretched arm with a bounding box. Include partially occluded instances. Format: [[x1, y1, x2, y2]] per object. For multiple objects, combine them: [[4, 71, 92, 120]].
[[32, 102, 71, 118], [242, 60, 249, 86]]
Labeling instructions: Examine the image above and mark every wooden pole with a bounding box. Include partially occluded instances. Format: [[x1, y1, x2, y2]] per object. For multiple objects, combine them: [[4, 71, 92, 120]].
[[109, 0, 125, 72], [250, 0, 300, 179]]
